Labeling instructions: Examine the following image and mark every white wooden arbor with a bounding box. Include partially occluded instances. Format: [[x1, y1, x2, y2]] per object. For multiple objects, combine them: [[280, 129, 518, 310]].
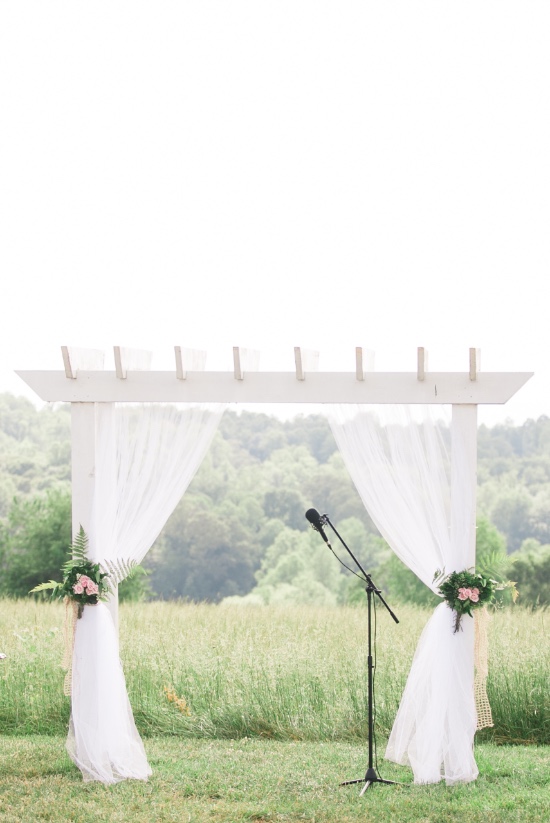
[[16, 346, 534, 786], [17, 345, 532, 625]]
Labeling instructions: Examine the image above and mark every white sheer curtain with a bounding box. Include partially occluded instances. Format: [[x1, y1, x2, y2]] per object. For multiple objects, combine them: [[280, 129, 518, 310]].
[[67, 402, 226, 783], [328, 404, 478, 785]]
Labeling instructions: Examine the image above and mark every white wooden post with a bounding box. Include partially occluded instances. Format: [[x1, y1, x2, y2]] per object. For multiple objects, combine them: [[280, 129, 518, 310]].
[[451, 404, 478, 568], [71, 402, 119, 632], [71, 403, 96, 540]]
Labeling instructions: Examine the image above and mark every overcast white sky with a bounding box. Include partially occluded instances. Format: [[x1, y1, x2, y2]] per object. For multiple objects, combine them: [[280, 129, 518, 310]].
[[1, 2, 549, 426]]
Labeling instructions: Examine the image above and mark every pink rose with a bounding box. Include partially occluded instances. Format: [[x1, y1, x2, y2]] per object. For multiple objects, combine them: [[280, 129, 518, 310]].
[[86, 582, 99, 595], [79, 575, 90, 587], [73, 583, 84, 594], [457, 588, 471, 601], [469, 590, 479, 603]]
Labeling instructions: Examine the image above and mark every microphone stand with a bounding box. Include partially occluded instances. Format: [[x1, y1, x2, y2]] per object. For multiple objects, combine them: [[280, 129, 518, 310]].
[[321, 513, 402, 795]]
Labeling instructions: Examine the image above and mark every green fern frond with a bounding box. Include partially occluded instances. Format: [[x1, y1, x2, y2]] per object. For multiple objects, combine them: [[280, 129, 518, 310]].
[[72, 525, 89, 561], [29, 580, 62, 595], [100, 557, 140, 587], [61, 526, 90, 575], [477, 549, 510, 581]]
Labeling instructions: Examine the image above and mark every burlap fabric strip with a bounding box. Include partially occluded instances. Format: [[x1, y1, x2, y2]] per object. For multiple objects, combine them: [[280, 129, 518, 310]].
[[474, 606, 493, 730], [62, 597, 79, 696]]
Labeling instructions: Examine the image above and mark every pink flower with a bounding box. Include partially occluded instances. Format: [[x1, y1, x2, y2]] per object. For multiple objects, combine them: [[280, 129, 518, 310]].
[[469, 589, 480, 603], [79, 575, 90, 587], [86, 581, 98, 594], [457, 588, 471, 601], [73, 583, 84, 594]]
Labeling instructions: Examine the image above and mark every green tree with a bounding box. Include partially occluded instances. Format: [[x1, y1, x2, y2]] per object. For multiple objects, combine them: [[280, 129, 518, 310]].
[[0, 490, 72, 597], [236, 526, 344, 606], [475, 516, 507, 569], [263, 488, 307, 529], [490, 490, 533, 553], [147, 498, 259, 602], [507, 539, 550, 607]]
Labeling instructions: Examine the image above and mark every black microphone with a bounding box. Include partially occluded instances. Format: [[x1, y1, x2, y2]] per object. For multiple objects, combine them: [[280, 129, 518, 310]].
[[305, 508, 330, 544]]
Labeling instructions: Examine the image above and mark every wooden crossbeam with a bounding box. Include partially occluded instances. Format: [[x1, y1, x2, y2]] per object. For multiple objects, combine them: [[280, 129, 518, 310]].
[[16, 369, 533, 405], [15, 346, 531, 406]]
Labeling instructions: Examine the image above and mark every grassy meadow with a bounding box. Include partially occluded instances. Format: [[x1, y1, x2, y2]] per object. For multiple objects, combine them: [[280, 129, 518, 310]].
[[1, 600, 549, 822], [0, 599, 548, 745]]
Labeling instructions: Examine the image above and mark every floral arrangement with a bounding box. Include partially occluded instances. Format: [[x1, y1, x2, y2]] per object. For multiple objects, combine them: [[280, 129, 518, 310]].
[[433, 567, 517, 633], [29, 527, 111, 618]]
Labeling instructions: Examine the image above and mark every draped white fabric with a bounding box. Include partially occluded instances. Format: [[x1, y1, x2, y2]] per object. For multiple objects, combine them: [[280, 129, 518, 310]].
[[67, 402, 226, 783], [328, 404, 478, 785], [67, 603, 151, 783]]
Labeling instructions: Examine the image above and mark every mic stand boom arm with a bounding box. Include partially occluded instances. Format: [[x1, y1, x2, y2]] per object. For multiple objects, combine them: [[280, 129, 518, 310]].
[[323, 515, 399, 626], [321, 514, 402, 795]]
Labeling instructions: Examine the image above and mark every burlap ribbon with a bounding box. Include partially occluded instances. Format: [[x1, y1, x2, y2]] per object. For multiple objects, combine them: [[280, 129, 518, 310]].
[[474, 606, 494, 730], [62, 597, 79, 696]]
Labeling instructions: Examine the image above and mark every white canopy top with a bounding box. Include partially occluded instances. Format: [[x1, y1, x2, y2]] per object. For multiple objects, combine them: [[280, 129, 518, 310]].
[[16, 345, 533, 405]]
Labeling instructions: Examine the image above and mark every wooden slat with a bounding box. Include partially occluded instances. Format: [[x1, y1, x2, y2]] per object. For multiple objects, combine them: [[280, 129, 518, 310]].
[[113, 346, 153, 379], [294, 347, 319, 381], [175, 347, 207, 380], [114, 346, 125, 379], [356, 347, 375, 381], [294, 347, 304, 381], [417, 347, 428, 382], [61, 346, 105, 378], [61, 346, 76, 379], [233, 347, 243, 380], [469, 348, 481, 381], [232, 347, 260, 380]]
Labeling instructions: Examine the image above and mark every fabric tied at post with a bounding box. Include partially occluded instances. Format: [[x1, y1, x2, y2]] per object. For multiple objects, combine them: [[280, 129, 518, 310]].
[[385, 602, 478, 784], [66, 603, 151, 783], [328, 404, 479, 785], [66, 402, 226, 783]]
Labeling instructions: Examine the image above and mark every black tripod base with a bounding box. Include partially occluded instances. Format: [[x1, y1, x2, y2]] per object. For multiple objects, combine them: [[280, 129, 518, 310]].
[[340, 767, 403, 795]]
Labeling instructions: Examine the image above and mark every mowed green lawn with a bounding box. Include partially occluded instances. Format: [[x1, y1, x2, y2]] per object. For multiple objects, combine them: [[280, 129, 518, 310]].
[[0, 736, 549, 823], [0, 600, 549, 820]]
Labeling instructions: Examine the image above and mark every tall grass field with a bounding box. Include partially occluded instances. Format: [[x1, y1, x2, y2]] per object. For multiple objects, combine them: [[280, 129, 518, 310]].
[[0, 600, 547, 746]]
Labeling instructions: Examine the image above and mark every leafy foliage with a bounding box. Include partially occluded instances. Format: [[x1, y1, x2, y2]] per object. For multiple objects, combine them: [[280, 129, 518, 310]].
[[433, 568, 497, 632], [0, 489, 72, 597], [101, 556, 141, 587], [29, 527, 110, 618], [506, 539, 550, 606]]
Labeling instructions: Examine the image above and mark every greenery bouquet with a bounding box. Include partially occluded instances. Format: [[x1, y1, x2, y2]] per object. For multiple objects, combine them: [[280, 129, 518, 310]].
[[433, 567, 516, 633], [29, 527, 110, 618]]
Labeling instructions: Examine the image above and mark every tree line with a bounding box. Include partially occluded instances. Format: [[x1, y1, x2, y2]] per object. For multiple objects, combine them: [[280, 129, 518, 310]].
[[0, 392, 549, 606]]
